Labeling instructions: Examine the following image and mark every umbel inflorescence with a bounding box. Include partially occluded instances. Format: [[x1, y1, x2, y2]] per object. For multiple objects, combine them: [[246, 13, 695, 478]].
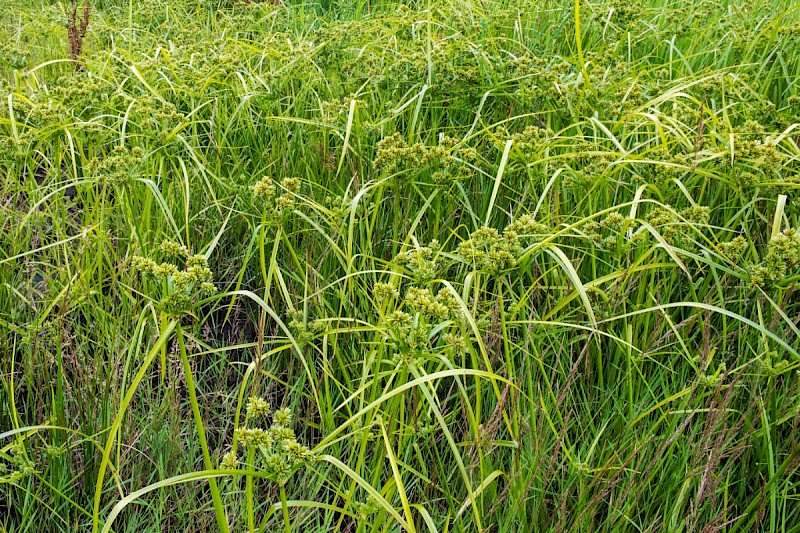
[[251, 176, 302, 224], [372, 132, 477, 183], [0, 442, 36, 484], [747, 228, 800, 288], [456, 215, 548, 273], [132, 241, 217, 315], [374, 215, 549, 369], [224, 399, 317, 486]]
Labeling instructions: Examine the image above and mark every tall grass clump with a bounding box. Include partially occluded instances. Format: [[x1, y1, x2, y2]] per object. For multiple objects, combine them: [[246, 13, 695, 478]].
[[2, 0, 800, 531]]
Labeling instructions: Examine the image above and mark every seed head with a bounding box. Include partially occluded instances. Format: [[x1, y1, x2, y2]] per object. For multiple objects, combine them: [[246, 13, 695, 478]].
[[246, 397, 271, 419], [273, 408, 293, 428]]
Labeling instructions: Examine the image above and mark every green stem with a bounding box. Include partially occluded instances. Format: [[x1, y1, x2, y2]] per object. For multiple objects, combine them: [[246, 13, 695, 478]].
[[159, 310, 168, 384], [177, 322, 230, 533], [246, 446, 256, 533], [280, 483, 291, 533], [574, 0, 592, 93]]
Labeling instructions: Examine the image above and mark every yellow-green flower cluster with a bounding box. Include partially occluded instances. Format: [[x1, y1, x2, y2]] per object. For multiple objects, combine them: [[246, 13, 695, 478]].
[[442, 332, 468, 353], [748, 228, 800, 288], [246, 396, 271, 419], [645, 207, 679, 239], [252, 176, 302, 223], [391, 350, 426, 368], [50, 73, 108, 109], [159, 240, 190, 258], [394, 241, 440, 283], [321, 93, 360, 125], [777, 21, 800, 37], [379, 283, 466, 363], [287, 308, 324, 346], [85, 146, 143, 185], [600, 212, 625, 232], [273, 407, 292, 427], [456, 226, 521, 273], [373, 133, 418, 173], [718, 236, 747, 261], [697, 362, 726, 388], [495, 125, 553, 156], [760, 350, 789, 377], [635, 145, 698, 186], [507, 214, 548, 236], [735, 170, 761, 187], [563, 152, 613, 189], [252, 176, 276, 199], [461, 228, 514, 269], [385, 310, 413, 329], [228, 404, 316, 485], [234, 427, 272, 447], [324, 195, 351, 233], [0, 135, 27, 164], [132, 246, 216, 314], [759, 351, 789, 377], [434, 288, 462, 317], [431, 169, 471, 185], [384, 316, 428, 356], [644, 205, 709, 246], [608, 0, 646, 27], [352, 496, 381, 518], [372, 133, 467, 181], [404, 287, 450, 321], [373, 282, 399, 301], [123, 96, 189, 132], [681, 206, 710, 225], [0, 41, 27, 69], [732, 121, 784, 173], [220, 450, 237, 469], [0, 442, 36, 483], [413, 421, 436, 438], [500, 53, 573, 103], [44, 443, 67, 459]]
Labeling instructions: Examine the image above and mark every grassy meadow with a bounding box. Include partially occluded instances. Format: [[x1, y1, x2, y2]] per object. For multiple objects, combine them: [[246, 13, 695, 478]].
[[2, 0, 800, 531]]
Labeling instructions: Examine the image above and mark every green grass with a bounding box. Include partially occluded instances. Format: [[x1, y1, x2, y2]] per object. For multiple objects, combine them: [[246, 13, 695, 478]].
[[2, 0, 800, 531]]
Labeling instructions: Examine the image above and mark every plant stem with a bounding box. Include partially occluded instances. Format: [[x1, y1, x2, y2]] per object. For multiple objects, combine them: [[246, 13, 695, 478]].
[[574, 0, 592, 92], [177, 322, 231, 533], [280, 483, 291, 533], [246, 446, 256, 533]]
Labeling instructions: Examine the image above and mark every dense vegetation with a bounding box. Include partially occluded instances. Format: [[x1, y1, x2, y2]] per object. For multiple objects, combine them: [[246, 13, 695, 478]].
[[2, 0, 800, 531]]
